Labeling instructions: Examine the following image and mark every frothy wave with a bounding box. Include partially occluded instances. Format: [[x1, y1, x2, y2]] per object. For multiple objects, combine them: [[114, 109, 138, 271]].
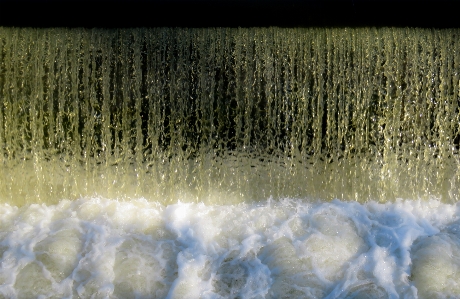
[[0, 198, 459, 298]]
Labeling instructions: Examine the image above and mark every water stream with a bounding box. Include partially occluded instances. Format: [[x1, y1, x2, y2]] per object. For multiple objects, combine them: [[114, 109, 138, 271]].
[[0, 27, 459, 298]]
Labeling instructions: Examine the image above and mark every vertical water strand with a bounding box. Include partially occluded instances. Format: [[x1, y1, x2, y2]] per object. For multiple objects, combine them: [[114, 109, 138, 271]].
[[14, 29, 30, 202], [43, 29, 56, 199], [415, 29, 433, 197], [329, 28, 341, 199], [165, 28, 178, 198], [197, 29, 220, 202], [117, 29, 133, 197], [324, 28, 337, 198], [297, 29, 316, 198], [295, 28, 309, 197], [69, 29, 83, 199], [145, 28, 166, 200], [242, 28, 253, 197], [341, 29, 354, 200], [445, 29, 459, 201], [282, 29, 295, 197], [99, 29, 114, 198], [345, 28, 359, 200], [292, 29, 306, 197], [240, 27, 252, 198], [11, 29, 25, 201], [130, 29, 144, 197], [231, 28, 243, 198], [431, 29, 444, 197], [400, 28, 417, 198], [1, 29, 13, 201], [78, 29, 90, 196], [452, 30, 460, 201], [185, 28, 199, 198], [6, 29, 23, 201], [281, 29, 294, 197], [210, 28, 228, 200], [381, 28, 397, 199], [244, 27, 257, 198], [399, 28, 415, 197], [261, 28, 275, 197], [28, 30, 45, 201], [272, 27, 282, 197], [370, 28, 384, 201], [129, 28, 144, 198], [415, 29, 437, 198], [191, 28, 204, 199], [157, 28, 170, 199], [84, 29, 97, 196], [272, 28, 287, 197], [45, 29, 59, 199], [436, 30, 456, 200], [366, 28, 384, 200], [356, 27, 373, 200], [331, 28, 352, 200], [56, 30, 69, 198], [352, 28, 364, 200], [273, 27, 283, 196], [54, 29, 70, 199], [0, 27, 5, 199], [288, 28, 300, 197], [158, 28, 173, 201], [395, 28, 410, 198], [170, 28, 190, 199], [423, 30, 439, 197], [90, 29, 105, 196], [348, 28, 360, 198], [107, 29, 120, 198], [259, 27, 272, 196], [254, 27, 268, 195], [194, 28, 206, 200], [222, 28, 235, 197], [244, 28, 258, 198], [314, 30, 327, 196], [167, 27, 177, 198], [286, 29, 301, 198], [210, 28, 226, 199]]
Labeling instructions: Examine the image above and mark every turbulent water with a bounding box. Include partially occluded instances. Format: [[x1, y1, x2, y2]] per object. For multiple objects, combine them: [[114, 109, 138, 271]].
[[1, 27, 460, 297], [1, 198, 460, 298]]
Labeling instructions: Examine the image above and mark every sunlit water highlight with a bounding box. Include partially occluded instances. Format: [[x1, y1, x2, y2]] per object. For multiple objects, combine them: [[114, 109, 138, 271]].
[[1, 197, 459, 298]]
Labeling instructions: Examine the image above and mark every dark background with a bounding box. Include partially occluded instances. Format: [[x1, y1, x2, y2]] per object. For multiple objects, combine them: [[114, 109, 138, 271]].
[[0, 0, 459, 28]]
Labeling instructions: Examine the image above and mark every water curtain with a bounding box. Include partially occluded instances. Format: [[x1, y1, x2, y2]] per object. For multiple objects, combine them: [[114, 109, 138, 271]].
[[0, 27, 459, 205]]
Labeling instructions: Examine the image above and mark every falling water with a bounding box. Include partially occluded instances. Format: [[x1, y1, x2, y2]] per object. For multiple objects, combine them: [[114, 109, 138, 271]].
[[1, 27, 459, 205], [1, 27, 460, 298]]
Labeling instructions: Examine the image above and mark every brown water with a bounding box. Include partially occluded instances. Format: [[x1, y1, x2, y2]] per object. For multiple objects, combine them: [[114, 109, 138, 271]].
[[0, 27, 459, 205]]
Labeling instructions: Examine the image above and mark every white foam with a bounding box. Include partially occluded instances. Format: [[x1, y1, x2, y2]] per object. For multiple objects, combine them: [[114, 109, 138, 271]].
[[0, 197, 459, 298]]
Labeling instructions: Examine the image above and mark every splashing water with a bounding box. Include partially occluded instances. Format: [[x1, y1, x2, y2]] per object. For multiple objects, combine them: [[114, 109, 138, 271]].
[[1, 27, 460, 298], [1, 198, 460, 298]]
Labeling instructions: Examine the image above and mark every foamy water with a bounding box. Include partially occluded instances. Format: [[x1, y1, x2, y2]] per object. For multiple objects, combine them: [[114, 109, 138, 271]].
[[0, 198, 459, 299]]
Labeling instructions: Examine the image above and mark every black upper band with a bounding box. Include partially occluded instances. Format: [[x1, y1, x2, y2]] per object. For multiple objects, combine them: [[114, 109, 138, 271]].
[[0, 0, 459, 28]]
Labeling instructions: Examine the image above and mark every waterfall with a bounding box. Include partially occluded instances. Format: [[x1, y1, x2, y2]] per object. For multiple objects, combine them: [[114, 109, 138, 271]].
[[1, 27, 459, 205], [1, 27, 460, 298]]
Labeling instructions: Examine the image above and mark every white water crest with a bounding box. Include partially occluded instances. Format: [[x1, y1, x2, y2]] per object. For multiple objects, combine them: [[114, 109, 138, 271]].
[[0, 197, 459, 298]]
